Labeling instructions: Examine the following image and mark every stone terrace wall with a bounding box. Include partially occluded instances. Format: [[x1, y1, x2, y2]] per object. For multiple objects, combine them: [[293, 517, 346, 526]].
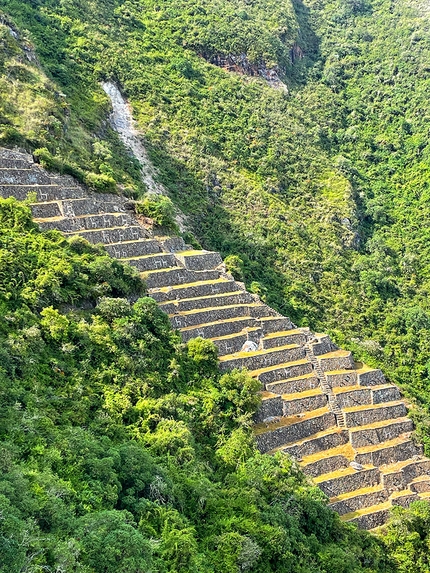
[[1, 147, 430, 530]]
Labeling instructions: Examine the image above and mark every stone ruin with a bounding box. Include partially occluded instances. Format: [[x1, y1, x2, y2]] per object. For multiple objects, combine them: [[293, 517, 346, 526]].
[[1, 146, 430, 530]]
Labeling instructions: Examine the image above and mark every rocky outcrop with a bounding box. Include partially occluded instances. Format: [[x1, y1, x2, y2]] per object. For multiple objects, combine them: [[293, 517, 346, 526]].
[[1, 146, 430, 530]]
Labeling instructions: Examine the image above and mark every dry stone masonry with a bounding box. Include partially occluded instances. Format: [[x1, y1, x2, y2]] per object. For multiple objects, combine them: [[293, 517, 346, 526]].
[[2, 147, 430, 530]]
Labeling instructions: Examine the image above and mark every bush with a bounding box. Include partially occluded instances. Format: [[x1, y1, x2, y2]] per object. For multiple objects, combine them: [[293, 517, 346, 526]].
[[135, 195, 177, 230], [224, 255, 244, 281], [84, 172, 116, 192]]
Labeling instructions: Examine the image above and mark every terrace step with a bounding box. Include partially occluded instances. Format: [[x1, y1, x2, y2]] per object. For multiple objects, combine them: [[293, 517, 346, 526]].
[[355, 436, 422, 467], [219, 344, 306, 372], [249, 359, 314, 386], [174, 249, 223, 271], [168, 303, 276, 330], [261, 328, 307, 349], [330, 484, 389, 516], [343, 401, 407, 428], [66, 225, 147, 244], [349, 417, 414, 448], [210, 329, 262, 356], [317, 350, 355, 372], [179, 316, 259, 341], [333, 383, 401, 409], [390, 488, 418, 508], [124, 253, 179, 272], [149, 277, 240, 303], [144, 268, 220, 289], [254, 393, 283, 423], [0, 184, 87, 202], [0, 158, 34, 169], [258, 315, 294, 334], [0, 167, 52, 185], [105, 239, 162, 258], [159, 291, 255, 314], [410, 476, 430, 493], [254, 407, 336, 453], [381, 458, 430, 491], [325, 365, 386, 389], [265, 373, 320, 395], [281, 387, 327, 417], [341, 501, 391, 529], [279, 428, 349, 460], [38, 212, 136, 232], [314, 465, 381, 498], [301, 443, 355, 478], [32, 197, 128, 219]]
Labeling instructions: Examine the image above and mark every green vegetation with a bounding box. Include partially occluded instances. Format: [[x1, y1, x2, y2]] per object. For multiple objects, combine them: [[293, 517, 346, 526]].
[[2, 0, 426, 434], [0, 198, 396, 572], [135, 195, 178, 231], [2, 0, 430, 568]]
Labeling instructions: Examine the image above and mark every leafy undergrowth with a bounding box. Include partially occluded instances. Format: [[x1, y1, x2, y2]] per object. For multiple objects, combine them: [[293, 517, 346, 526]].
[[0, 198, 397, 573]]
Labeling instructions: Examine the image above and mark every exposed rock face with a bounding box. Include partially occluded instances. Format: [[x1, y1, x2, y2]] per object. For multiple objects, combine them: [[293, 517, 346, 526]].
[[1, 146, 430, 530]]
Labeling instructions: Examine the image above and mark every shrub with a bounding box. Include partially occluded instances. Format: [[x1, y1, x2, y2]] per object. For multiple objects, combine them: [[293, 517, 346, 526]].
[[135, 195, 177, 230], [224, 255, 244, 281]]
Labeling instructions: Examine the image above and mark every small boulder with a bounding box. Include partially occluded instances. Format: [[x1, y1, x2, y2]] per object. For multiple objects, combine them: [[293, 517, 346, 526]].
[[241, 340, 258, 352], [350, 461, 364, 471]]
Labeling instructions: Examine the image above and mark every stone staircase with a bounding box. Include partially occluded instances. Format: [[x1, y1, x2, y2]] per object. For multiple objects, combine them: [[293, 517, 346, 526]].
[[1, 147, 430, 530]]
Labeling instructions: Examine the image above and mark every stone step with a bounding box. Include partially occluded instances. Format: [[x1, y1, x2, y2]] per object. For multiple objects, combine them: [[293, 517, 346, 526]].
[[301, 443, 355, 478], [174, 250, 223, 271], [168, 303, 276, 330], [125, 253, 179, 272], [281, 387, 327, 417], [249, 359, 314, 386], [355, 436, 422, 467], [219, 344, 306, 372], [0, 167, 52, 185], [266, 373, 320, 395], [105, 239, 161, 258], [330, 484, 389, 516], [254, 407, 336, 453], [39, 212, 136, 232], [66, 225, 146, 244], [410, 476, 430, 493], [343, 401, 407, 428], [381, 458, 430, 491], [279, 428, 349, 461], [159, 291, 255, 314], [261, 328, 307, 349], [149, 278, 240, 303], [314, 466, 381, 498], [180, 316, 259, 342], [145, 268, 220, 289], [210, 329, 262, 356], [340, 501, 391, 529], [317, 350, 355, 372], [349, 417, 414, 448]]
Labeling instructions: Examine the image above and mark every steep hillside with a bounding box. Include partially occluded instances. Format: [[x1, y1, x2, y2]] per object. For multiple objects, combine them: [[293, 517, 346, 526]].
[[0, 189, 399, 572], [2, 0, 430, 427]]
